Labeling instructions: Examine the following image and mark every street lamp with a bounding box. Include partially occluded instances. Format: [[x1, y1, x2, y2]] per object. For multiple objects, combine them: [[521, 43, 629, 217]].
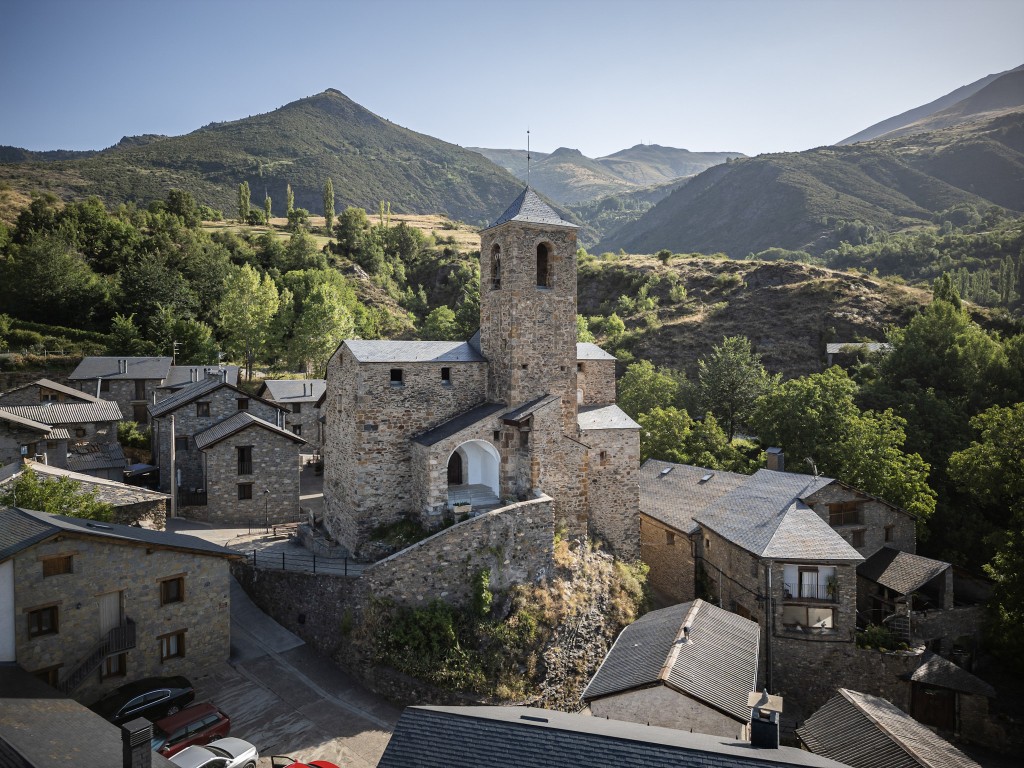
[[263, 489, 270, 532]]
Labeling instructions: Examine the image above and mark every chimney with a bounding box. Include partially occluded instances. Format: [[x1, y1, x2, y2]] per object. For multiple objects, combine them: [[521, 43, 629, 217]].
[[766, 447, 784, 472], [747, 690, 783, 749], [121, 718, 153, 768]]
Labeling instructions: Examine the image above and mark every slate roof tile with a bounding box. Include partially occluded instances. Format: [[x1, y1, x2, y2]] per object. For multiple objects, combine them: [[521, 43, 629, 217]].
[[344, 339, 485, 363], [257, 379, 327, 403], [68, 356, 173, 381], [193, 411, 305, 450], [485, 187, 578, 230], [578, 404, 640, 431], [857, 548, 950, 595], [909, 653, 995, 698]]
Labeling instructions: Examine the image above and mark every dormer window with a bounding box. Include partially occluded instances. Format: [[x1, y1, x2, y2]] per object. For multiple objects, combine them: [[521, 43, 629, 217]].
[[490, 245, 501, 290], [537, 243, 552, 288]]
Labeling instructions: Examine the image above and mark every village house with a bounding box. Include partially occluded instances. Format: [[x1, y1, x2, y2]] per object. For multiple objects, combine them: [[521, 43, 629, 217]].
[[68, 356, 174, 424], [0, 378, 126, 480], [148, 377, 304, 524], [0, 410, 62, 468], [323, 188, 640, 559], [797, 688, 982, 768], [256, 378, 326, 444], [0, 505, 239, 705], [161, 364, 240, 391], [377, 705, 848, 768], [582, 598, 760, 739]]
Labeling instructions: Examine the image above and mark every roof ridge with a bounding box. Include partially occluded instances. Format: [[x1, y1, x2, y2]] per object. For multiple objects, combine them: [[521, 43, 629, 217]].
[[839, 688, 951, 768], [659, 600, 702, 681]]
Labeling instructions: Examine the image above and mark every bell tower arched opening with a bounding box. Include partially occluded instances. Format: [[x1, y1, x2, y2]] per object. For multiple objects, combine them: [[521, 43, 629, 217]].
[[537, 242, 552, 288]]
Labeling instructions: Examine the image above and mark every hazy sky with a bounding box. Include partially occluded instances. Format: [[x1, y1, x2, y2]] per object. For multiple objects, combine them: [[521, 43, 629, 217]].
[[3, 0, 1022, 158]]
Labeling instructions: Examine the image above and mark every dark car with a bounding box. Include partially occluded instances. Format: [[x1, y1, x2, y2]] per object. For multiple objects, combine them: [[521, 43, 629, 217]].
[[90, 676, 195, 724], [151, 702, 231, 757]]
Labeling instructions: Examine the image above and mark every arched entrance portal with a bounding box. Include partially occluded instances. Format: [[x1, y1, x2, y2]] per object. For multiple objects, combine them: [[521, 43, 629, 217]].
[[446, 439, 500, 503]]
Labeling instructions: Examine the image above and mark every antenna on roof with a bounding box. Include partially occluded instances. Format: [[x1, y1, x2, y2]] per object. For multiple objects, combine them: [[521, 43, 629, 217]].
[[526, 129, 531, 186]]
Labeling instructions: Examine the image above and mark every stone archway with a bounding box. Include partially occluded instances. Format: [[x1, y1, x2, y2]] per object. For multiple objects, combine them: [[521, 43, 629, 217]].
[[446, 439, 499, 499]]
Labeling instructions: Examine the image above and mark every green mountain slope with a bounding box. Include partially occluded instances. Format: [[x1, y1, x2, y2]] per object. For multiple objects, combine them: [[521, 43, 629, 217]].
[[595, 144, 744, 185], [525, 147, 639, 204], [0, 89, 524, 226], [597, 112, 1024, 257]]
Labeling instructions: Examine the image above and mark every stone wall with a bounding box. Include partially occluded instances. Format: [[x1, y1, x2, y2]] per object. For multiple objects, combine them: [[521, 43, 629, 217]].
[[0, 423, 46, 466], [581, 426, 640, 559], [522, 405, 587, 539], [81, 378, 163, 424], [363, 496, 554, 608], [280, 403, 320, 445], [805, 483, 916, 557], [590, 685, 746, 739], [322, 345, 488, 553], [152, 385, 282, 493], [15, 535, 231, 704], [199, 424, 303, 525], [577, 358, 616, 406], [912, 605, 986, 654], [639, 514, 696, 604]]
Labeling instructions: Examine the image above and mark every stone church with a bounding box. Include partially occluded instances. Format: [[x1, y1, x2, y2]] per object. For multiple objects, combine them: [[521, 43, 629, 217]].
[[323, 188, 640, 559]]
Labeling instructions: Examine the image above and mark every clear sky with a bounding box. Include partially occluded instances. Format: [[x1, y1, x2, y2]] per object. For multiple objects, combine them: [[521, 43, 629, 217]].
[[2, 0, 1022, 158]]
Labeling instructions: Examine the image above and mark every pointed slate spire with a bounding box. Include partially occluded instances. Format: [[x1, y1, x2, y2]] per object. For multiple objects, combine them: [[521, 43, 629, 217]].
[[485, 186, 578, 230]]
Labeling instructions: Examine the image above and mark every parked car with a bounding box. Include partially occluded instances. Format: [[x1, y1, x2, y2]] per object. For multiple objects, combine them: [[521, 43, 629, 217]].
[[169, 737, 258, 768], [151, 702, 231, 757], [91, 675, 195, 724]]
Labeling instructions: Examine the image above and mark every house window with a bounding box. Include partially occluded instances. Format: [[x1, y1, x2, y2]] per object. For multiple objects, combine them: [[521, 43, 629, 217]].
[[292, 424, 302, 436], [536, 243, 552, 287], [33, 664, 62, 687], [490, 245, 501, 290], [75, 428, 87, 438], [196, 402, 210, 417], [577, 362, 584, 372], [493, 430, 501, 442], [42, 555, 73, 577], [237, 445, 253, 475], [238, 483, 253, 500], [159, 630, 186, 662], [100, 379, 111, 392], [175, 436, 189, 453], [851, 529, 866, 548], [236, 398, 249, 411], [134, 380, 146, 400], [103, 653, 127, 679], [704, 537, 710, 550], [441, 367, 451, 383], [133, 404, 148, 423], [782, 605, 835, 631], [828, 500, 861, 526], [390, 369, 403, 386], [160, 576, 184, 606], [665, 531, 675, 546], [292, 403, 302, 414], [798, 567, 822, 599], [27, 605, 59, 638], [519, 430, 529, 450], [884, 525, 894, 542]]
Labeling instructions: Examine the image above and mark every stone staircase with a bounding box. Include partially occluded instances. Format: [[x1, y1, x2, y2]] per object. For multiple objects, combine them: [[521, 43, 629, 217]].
[[448, 484, 501, 514]]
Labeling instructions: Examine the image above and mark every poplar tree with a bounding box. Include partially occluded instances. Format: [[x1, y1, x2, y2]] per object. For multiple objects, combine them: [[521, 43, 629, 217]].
[[323, 178, 335, 233], [286, 183, 295, 215], [264, 195, 272, 223], [238, 182, 251, 223]]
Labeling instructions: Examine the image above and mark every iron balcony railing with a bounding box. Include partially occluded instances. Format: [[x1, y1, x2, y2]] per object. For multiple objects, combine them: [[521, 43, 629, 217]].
[[783, 581, 838, 602], [59, 617, 136, 693]]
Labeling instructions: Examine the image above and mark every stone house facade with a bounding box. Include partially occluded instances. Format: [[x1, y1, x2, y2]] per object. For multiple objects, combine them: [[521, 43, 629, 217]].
[[323, 188, 640, 559], [68, 357, 174, 424], [0, 506, 238, 705], [256, 379, 325, 445], [0, 411, 58, 468]]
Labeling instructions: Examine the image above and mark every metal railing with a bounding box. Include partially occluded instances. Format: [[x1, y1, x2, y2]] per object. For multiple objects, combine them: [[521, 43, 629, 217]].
[[783, 581, 838, 602], [59, 618, 136, 693], [244, 549, 362, 578]]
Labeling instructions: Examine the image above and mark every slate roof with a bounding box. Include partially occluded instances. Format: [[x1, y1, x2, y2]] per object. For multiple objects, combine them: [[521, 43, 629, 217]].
[[0, 666, 177, 768], [502, 394, 561, 425], [148, 377, 228, 418], [378, 705, 846, 768], [0, 461, 168, 508], [66, 441, 127, 473], [68, 356, 173, 381], [0, 400, 123, 425], [797, 688, 981, 768], [484, 186, 578, 230], [578, 404, 640, 431], [412, 403, 507, 447], [0, 409, 52, 435], [163, 365, 239, 388], [0, 378, 102, 403], [696, 469, 861, 561], [583, 599, 759, 721], [344, 339, 485, 363], [193, 411, 306, 450], [910, 653, 995, 698], [577, 342, 616, 361], [257, 379, 327, 403], [858, 548, 950, 596], [640, 460, 750, 536], [0, 505, 240, 562]]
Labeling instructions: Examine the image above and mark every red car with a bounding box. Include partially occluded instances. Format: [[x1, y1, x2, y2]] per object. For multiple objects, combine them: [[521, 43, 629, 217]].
[[151, 702, 231, 757]]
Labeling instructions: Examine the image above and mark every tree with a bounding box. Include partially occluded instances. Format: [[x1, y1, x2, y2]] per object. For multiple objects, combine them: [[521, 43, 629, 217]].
[[218, 264, 281, 380], [696, 336, 778, 441], [286, 183, 295, 215], [264, 195, 272, 223], [287, 207, 310, 232], [165, 189, 201, 227], [323, 178, 335, 232], [0, 466, 113, 521], [107, 313, 152, 355], [753, 366, 936, 523], [422, 306, 459, 340], [638, 407, 694, 464], [576, 315, 595, 342], [238, 182, 251, 223], [617, 360, 684, 420], [289, 282, 354, 375]]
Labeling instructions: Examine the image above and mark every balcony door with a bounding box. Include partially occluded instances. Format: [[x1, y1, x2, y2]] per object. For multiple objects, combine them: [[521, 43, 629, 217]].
[[99, 590, 123, 637], [799, 568, 820, 600]]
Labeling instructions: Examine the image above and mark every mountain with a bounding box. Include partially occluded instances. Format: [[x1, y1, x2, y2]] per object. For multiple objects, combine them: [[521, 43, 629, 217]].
[[468, 147, 549, 178], [0, 89, 524, 226], [597, 110, 1024, 257], [840, 64, 1024, 144], [524, 147, 639, 204], [595, 144, 744, 185]]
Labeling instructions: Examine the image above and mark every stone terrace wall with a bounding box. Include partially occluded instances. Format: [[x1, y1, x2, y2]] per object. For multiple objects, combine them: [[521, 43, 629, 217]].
[[363, 496, 554, 608]]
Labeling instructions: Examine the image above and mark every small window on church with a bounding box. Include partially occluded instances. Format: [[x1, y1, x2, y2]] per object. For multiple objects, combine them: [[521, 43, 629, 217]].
[[390, 369, 404, 386], [441, 367, 451, 383], [577, 362, 584, 372], [519, 430, 529, 450], [537, 243, 552, 288], [599, 450, 609, 466], [490, 245, 501, 290]]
